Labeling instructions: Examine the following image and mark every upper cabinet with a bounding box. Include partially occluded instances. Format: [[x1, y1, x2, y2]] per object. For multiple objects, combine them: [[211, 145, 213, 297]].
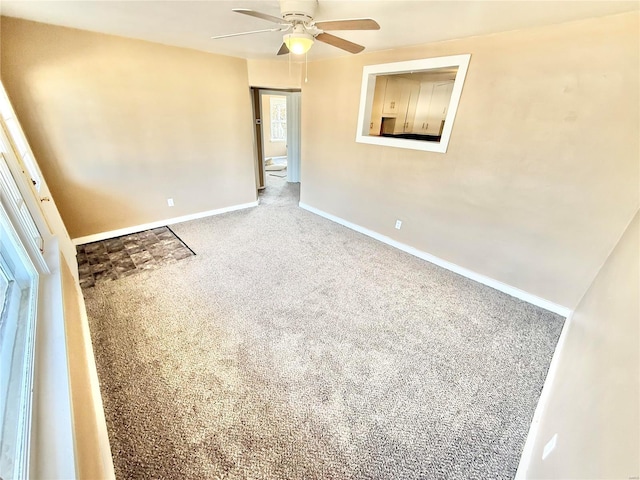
[[369, 77, 386, 135], [403, 81, 421, 133], [371, 76, 421, 136], [413, 81, 454, 136], [381, 77, 400, 115]]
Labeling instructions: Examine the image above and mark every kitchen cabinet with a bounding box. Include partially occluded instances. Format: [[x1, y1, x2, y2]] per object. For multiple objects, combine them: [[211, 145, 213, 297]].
[[402, 80, 421, 133], [369, 77, 386, 135], [381, 77, 419, 120], [371, 76, 420, 135], [369, 76, 455, 137], [387, 79, 420, 134], [412, 81, 454, 136], [412, 82, 434, 134], [381, 77, 401, 115]]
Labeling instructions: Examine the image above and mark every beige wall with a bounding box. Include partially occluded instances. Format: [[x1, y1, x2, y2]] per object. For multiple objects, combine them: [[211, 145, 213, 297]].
[[0, 17, 257, 239], [300, 12, 639, 310], [261, 94, 287, 159], [247, 59, 301, 89], [524, 210, 639, 478]]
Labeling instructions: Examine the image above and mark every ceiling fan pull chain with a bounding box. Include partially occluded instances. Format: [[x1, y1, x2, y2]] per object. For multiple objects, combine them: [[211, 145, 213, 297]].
[[305, 50, 308, 83]]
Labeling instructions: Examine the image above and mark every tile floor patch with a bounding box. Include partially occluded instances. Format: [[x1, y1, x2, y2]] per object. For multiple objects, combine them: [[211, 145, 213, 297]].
[[76, 226, 194, 289]]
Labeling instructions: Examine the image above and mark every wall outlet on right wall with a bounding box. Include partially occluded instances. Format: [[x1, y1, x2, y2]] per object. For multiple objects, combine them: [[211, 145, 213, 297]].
[[395, 220, 402, 230]]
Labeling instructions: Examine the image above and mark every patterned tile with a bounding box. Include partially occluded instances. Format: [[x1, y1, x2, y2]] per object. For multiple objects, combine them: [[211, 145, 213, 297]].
[[84, 242, 106, 254], [161, 239, 183, 251], [172, 248, 194, 261], [76, 226, 195, 289], [91, 261, 112, 274], [78, 263, 92, 277], [109, 250, 129, 262], [105, 240, 125, 253], [88, 252, 110, 265], [114, 259, 136, 275], [79, 276, 95, 289], [130, 251, 154, 266], [94, 269, 117, 283], [124, 244, 144, 255], [155, 230, 175, 240]]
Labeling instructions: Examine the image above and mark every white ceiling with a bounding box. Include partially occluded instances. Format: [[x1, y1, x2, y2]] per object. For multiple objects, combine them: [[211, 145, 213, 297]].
[[1, 1, 637, 60]]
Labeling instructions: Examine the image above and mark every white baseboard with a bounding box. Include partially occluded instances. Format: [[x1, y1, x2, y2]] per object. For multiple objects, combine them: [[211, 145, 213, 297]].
[[72, 201, 258, 245], [75, 283, 117, 479], [298, 202, 571, 317], [514, 311, 572, 478]]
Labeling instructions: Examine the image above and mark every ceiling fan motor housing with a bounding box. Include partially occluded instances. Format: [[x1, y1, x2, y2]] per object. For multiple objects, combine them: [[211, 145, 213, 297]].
[[280, 0, 318, 23]]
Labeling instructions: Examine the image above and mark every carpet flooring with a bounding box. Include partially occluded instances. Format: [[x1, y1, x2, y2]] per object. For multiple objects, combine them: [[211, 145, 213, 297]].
[[84, 174, 564, 479]]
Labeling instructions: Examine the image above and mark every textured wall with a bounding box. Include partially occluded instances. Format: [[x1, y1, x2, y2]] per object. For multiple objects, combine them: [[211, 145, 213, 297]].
[[0, 17, 257, 238], [299, 12, 639, 309], [524, 211, 639, 478], [247, 59, 301, 90]]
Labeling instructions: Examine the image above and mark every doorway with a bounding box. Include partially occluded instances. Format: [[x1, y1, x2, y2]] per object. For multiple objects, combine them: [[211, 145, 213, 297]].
[[250, 88, 301, 204]]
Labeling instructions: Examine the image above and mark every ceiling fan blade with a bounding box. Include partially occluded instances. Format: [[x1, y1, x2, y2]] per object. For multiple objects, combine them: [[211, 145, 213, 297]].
[[314, 18, 380, 31], [232, 8, 288, 25], [211, 27, 284, 40], [277, 43, 290, 55], [315, 32, 365, 54]]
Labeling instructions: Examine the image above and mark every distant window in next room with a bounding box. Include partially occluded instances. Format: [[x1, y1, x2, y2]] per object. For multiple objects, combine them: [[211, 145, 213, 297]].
[[270, 96, 287, 142]]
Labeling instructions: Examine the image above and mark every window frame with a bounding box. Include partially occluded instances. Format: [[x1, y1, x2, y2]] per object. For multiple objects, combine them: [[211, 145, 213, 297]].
[[355, 54, 471, 153], [0, 198, 39, 480], [0, 95, 42, 194]]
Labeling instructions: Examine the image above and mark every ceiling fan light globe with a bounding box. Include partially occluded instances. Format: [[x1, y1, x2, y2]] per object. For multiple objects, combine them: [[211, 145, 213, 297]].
[[284, 33, 314, 54]]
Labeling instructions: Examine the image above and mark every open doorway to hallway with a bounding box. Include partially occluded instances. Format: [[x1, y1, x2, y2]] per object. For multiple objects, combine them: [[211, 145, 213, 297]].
[[262, 93, 288, 173], [251, 88, 301, 205]]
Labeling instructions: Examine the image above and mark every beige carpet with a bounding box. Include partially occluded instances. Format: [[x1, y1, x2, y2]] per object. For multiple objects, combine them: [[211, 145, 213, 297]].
[[84, 175, 563, 479]]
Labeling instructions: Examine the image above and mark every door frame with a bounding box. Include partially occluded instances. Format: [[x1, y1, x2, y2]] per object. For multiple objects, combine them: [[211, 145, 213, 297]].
[[250, 87, 301, 190]]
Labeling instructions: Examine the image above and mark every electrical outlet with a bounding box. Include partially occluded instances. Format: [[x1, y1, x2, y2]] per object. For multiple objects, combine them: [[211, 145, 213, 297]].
[[395, 220, 402, 230], [167, 198, 174, 207], [542, 433, 557, 460]]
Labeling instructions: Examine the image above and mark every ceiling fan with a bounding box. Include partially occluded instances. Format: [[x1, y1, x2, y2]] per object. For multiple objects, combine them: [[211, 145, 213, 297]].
[[211, 0, 380, 56]]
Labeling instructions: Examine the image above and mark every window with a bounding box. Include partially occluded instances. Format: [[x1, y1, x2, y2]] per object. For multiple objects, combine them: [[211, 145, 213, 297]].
[[0, 200, 38, 480], [0, 82, 45, 480], [269, 96, 287, 142], [355, 55, 471, 153]]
